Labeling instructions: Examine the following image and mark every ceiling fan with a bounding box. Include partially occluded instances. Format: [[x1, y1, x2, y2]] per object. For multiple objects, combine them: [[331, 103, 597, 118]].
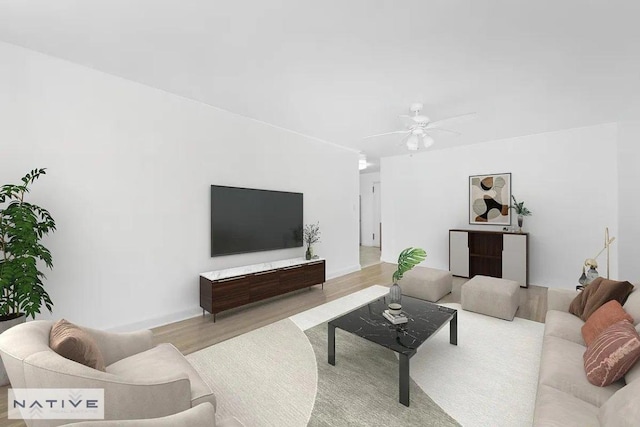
[[363, 103, 475, 151]]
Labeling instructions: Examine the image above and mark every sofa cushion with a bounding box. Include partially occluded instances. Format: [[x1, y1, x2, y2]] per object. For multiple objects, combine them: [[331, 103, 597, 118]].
[[544, 310, 585, 345], [598, 375, 640, 426], [582, 301, 634, 346], [538, 335, 623, 406], [569, 278, 634, 321], [584, 320, 640, 387], [623, 288, 640, 325], [533, 384, 599, 427], [50, 319, 106, 371], [107, 343, 216, 410], [624, 324, 640, 385]]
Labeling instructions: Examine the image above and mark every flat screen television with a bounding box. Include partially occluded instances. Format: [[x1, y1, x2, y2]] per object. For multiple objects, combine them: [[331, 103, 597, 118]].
[[210, 185, 303, 257]]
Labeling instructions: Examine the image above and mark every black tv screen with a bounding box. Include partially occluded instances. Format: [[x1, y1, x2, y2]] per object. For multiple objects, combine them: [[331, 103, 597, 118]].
[[210, 185, 303, 257]]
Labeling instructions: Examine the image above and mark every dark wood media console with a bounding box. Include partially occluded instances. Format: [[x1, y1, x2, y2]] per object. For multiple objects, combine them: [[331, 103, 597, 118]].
[[200, 258, 326, 321]]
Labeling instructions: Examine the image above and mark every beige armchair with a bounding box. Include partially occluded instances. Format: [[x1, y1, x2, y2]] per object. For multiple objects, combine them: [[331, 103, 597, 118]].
[[0, 320, 217, 427]]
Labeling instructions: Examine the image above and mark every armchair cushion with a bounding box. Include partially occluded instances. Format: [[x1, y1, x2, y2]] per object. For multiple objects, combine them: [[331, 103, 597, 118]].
[[60, 403, 217, 427], [107, 343, 216, 410], [50, 319, 106, 371]]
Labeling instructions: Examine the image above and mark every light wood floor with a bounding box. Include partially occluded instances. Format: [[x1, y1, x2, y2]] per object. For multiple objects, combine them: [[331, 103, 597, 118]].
[[359, 245, 381, 268], [0, 263, 547, 426]]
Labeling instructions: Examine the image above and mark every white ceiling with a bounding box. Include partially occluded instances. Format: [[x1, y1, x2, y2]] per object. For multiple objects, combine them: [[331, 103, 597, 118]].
[[1, 1, 639, 172]]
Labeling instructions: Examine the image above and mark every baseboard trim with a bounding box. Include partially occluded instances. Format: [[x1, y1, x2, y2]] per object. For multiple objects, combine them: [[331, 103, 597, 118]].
[[327, 264, 361, 280], [108, 307, 203, 333]]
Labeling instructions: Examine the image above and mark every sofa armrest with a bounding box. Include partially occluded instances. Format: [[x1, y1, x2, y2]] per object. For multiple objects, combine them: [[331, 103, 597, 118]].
[[83, 327, 154, 365], [547, 288, 579, 313], [24, 351, 192, 420]]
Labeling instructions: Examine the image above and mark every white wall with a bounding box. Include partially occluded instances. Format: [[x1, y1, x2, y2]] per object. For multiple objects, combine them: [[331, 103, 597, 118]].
[[618, 121, 640, 282], [0, 42, 360, 330], [381, 123, 619, 289], [359, 172, 380, 247]]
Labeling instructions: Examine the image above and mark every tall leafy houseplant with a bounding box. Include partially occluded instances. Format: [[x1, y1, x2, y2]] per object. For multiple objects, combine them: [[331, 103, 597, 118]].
[[389, 247, 427, 307], [0, 168, 56, 320]]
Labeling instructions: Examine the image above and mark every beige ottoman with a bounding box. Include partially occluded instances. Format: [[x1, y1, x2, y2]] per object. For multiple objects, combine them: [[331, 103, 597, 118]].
[[400, 267, 453, 303], [461, 275, 520, 320]]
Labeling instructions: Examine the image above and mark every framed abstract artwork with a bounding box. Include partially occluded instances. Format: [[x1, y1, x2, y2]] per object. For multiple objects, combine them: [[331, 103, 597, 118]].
[[469, 173, 512, 225]]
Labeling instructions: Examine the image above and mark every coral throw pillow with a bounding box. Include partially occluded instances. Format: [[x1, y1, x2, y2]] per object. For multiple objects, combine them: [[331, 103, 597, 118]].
[[50, 319, 106, 371], [569, 277, 634, 321], [582, 300, 634, 346], [584, 320, 640, 387]]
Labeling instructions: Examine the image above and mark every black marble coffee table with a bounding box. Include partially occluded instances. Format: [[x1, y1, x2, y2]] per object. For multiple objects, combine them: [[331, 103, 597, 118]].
[[328, 294, 457, 407]]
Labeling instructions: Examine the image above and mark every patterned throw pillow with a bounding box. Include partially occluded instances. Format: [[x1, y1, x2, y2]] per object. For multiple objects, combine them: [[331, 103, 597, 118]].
[[581, 301, 634, 346], [584, 320, 640, 387]]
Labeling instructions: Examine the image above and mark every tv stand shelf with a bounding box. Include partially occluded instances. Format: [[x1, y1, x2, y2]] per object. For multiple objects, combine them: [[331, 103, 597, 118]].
[[199, 257, 326, 321]]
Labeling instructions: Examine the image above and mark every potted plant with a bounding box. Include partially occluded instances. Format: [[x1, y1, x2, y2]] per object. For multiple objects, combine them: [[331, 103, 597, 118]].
[[510, 195, 532, 232], [303, 222, 321, 260], [0, 168, 56, 381], [389, 247, 427, 310]]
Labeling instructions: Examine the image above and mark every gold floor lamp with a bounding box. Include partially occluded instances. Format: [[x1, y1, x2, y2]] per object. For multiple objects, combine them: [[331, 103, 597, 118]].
[[580, 227, 616, 285]]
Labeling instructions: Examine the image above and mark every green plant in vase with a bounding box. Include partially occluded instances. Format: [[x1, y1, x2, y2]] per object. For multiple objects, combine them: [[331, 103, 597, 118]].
[[389, 247, 427, 309], [303, 222, 321, 260], [509, 195, 532, 232]]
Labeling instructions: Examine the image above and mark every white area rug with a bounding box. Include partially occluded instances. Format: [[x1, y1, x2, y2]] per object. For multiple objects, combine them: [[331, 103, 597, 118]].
[[412, 303, 544, 427], [186, 319, 317, 427], [186, 285, 544, 427], [291, 286, 544, 427]]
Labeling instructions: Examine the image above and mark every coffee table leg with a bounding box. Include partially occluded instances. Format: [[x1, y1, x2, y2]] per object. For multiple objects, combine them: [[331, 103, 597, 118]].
[[450, 311, 458, 346], [399, 353, 410, 407], [328, 324, 336, 365]]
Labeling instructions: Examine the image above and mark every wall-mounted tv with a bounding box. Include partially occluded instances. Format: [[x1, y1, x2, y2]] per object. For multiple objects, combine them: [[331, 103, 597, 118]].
[[210, 185, 303, 257]]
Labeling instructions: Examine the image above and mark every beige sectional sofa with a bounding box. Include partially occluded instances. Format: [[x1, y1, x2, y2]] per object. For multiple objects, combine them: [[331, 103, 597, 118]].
[[534, 287, 640, 426]]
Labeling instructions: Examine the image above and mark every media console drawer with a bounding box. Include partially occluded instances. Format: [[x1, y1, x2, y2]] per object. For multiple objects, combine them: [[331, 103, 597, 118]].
[[200, 258, 326, 321]]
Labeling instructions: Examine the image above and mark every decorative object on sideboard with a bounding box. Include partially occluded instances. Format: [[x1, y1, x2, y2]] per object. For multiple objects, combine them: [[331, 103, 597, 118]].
[[579, 227, 616, 286], [0, 168, 56, 385], [469, 172, 511, 225], [389, 247, 427, 309], [509, 195, 532, 233], [303, 222, 321, 260]]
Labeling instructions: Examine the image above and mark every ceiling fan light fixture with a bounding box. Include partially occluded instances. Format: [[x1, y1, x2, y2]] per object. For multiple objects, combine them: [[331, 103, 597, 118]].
[[423, 134, 434, 148], [407, 135, 419, 151], [358, 153, 367, 170]]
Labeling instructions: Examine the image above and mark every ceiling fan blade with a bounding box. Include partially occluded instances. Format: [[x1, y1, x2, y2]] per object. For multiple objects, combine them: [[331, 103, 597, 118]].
[[428, 112, 476, 128], [426, 127, 461, 135], [397, 133, 412, 146], [362, 130, 410, 139]]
